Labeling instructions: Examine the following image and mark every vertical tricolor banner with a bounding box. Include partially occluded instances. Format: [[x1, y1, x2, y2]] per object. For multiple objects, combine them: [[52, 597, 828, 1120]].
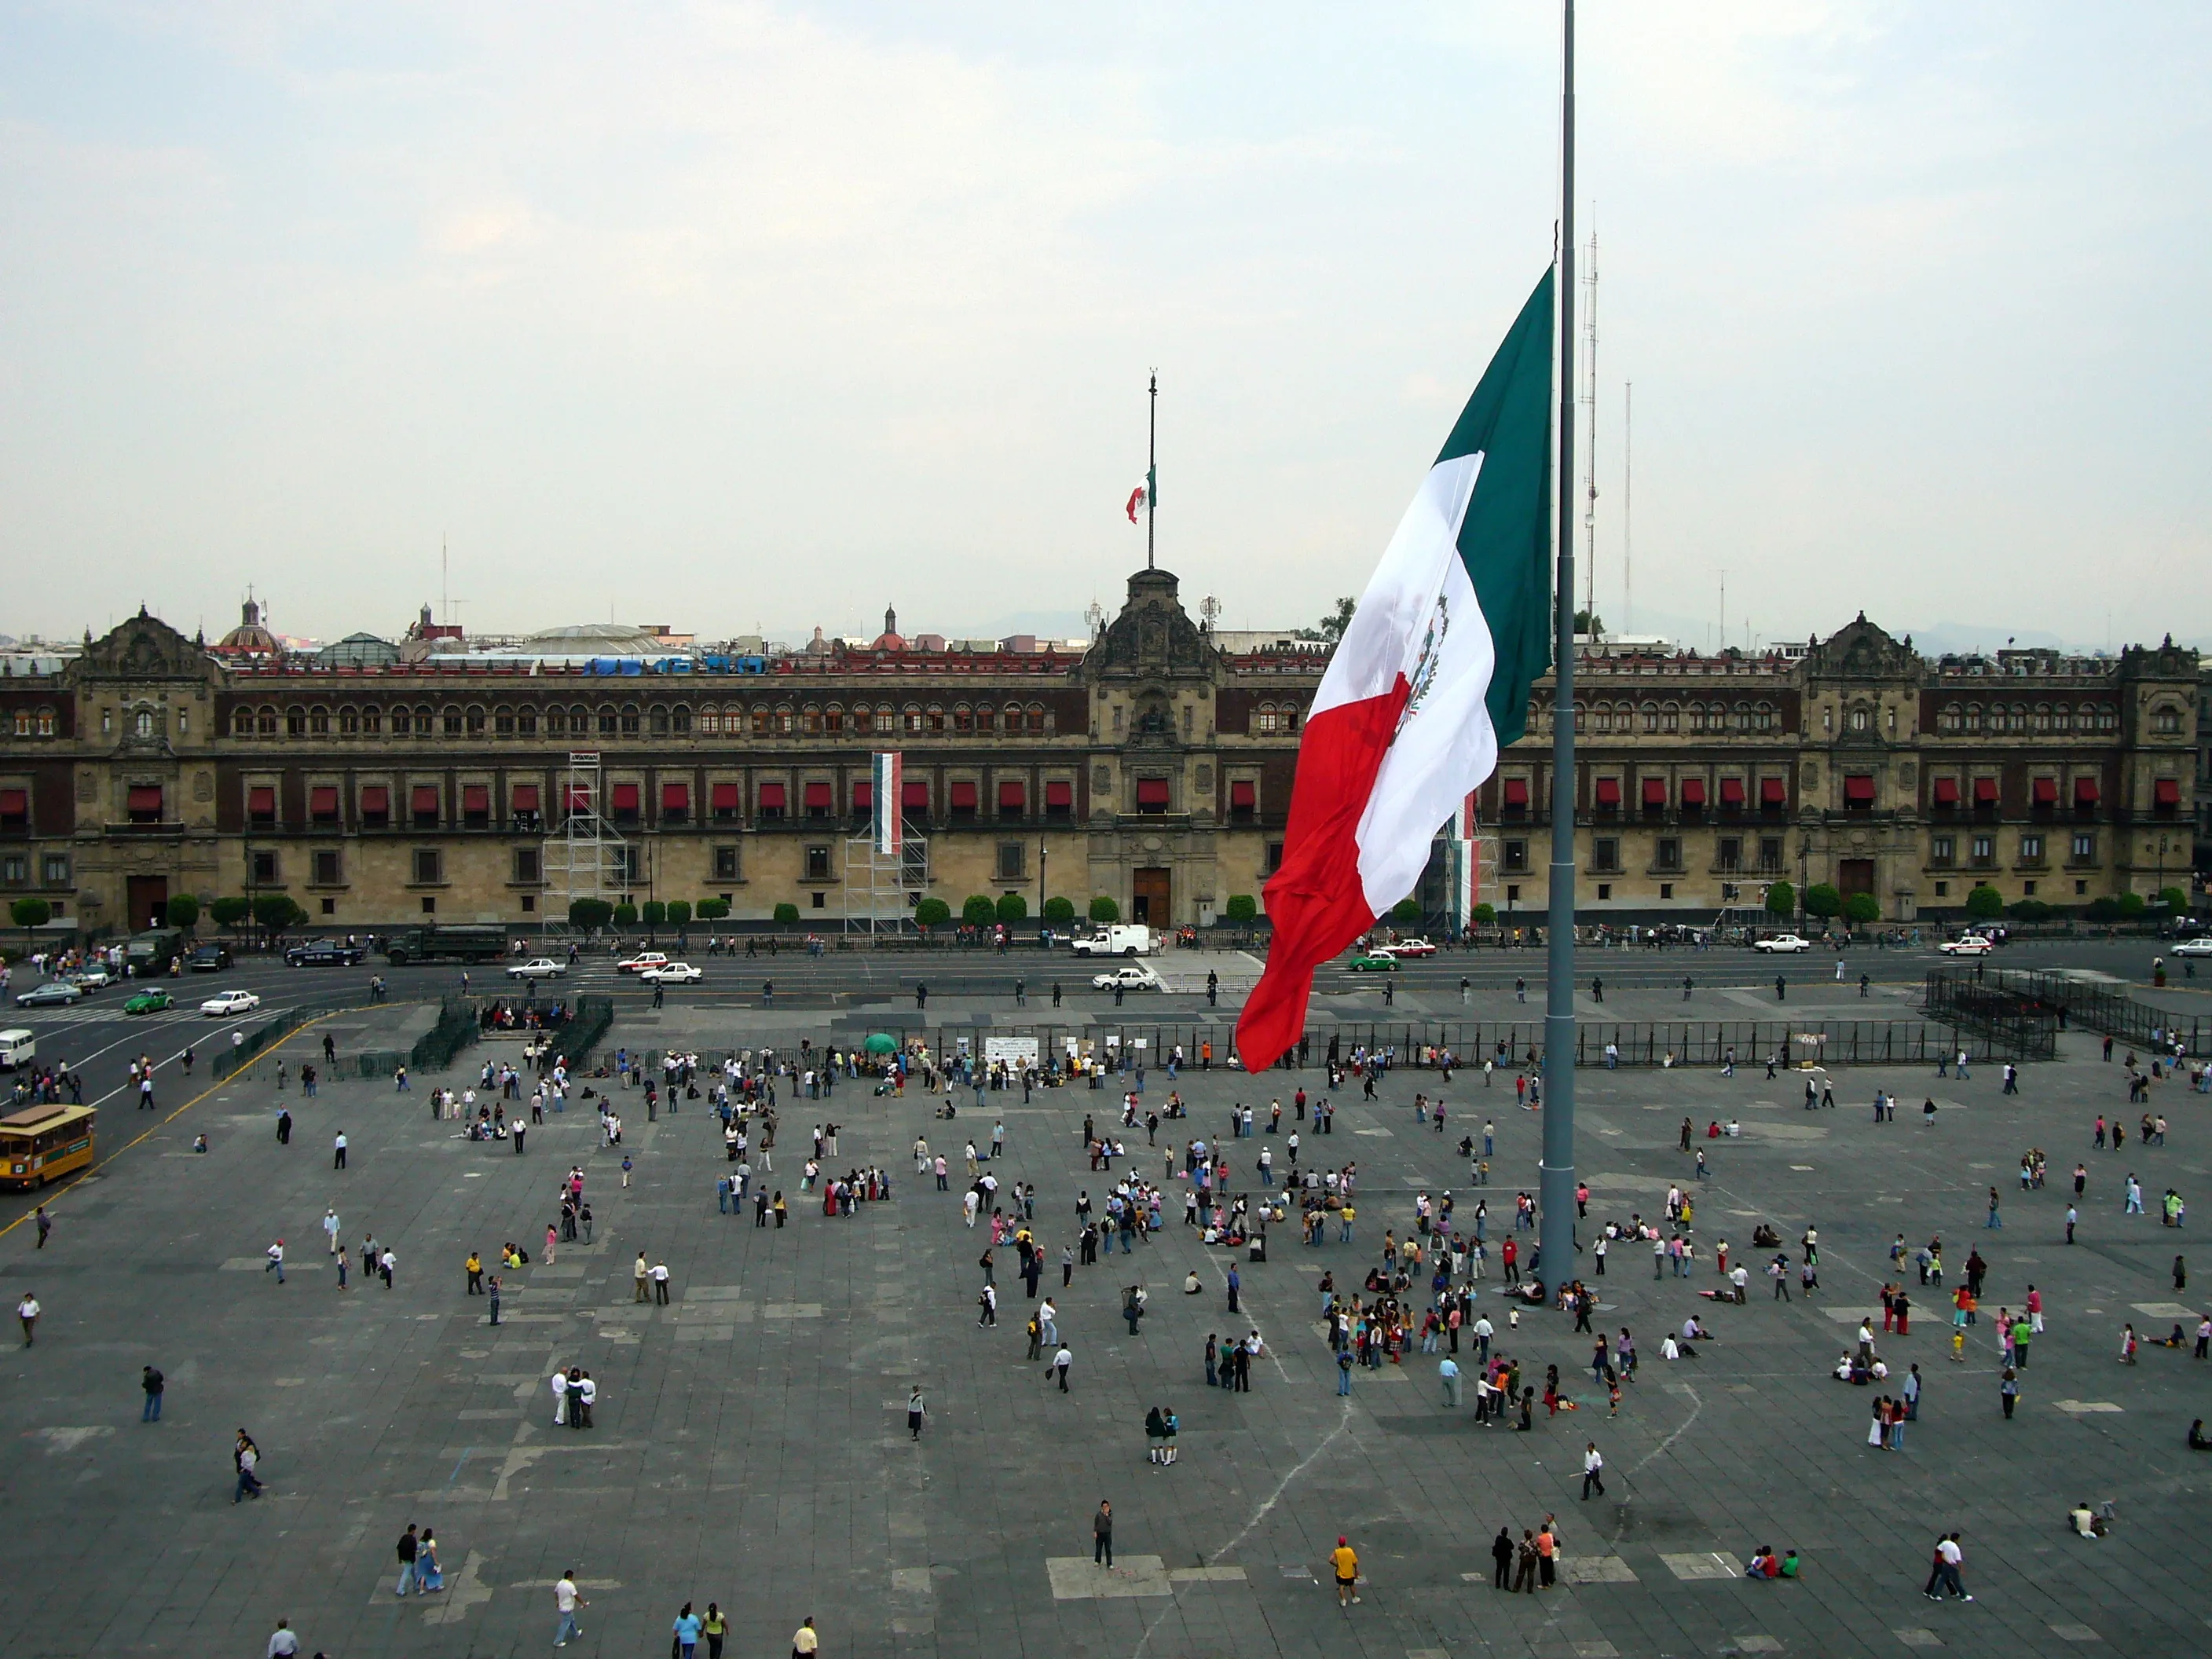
[[873, 752, 903, 856]]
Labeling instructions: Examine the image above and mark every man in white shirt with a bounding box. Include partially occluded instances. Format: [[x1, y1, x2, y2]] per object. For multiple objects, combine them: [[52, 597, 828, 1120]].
[[650, 1260, 672, 1305], [1051, 1345, 1073, 1390], [553, 1569, 588, 1645], [551, 1369, 569, 1426], [265, 1619, 300, 1658], [323, 1207, 340, 1254], [265, 1240, 285, 1284], [1581, 1442, 1606, 1499]]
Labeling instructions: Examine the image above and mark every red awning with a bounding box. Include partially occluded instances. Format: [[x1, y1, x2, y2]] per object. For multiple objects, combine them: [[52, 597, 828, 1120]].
[[566, 785, 591, 812], [1136, 778, 1171, 808], [1502, 778, 1530, 807], [712, 782, 741, 811], [1229, 780, 1257, 809], [662, 782, 690, 811], [2155, 778, 2181, 806], [1593, 778, 1621, 806], [756, 782, 785, 810], [128, 785, 163, 813], [412, 785, 440, 815], [360, 786, 390, 815], [1679, 777, 1706, 807], [804, 782, 832, 809], [1719, 777, 1746, 806], [1760, 778, 1788, 806], [610, 782, 641, 811], [2031, 778, 2056, 806], [309, 786, 339, 816], [463, 784, 490, 812], [0, 788, 27, 817], [1045, 780, 1072, 808], [247, 786, 276, 815], [1844, 775, 1876, 804], [902, 781, 929, 808], [1972, 777, 1998, 804], [2074, 776, 2099, 805], [850, 782, 872, 809], [950, 781, 979, 809], [1932, 777, 1960, 805], [511, 784, 540, 811], [1642, 778, 1668, 807], [998, 780, 1026, 809]]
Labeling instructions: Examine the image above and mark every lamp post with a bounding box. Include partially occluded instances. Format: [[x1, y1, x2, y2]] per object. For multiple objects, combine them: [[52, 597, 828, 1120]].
[[1038, 837, 1048, 938], [1797, 836, 1811, 931]]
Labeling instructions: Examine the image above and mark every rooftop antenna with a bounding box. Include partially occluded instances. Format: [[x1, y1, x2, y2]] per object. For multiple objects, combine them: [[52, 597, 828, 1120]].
[[1580, 223, 1599, 629], [1146, 371, 1159, 572], [441, 537, 449, 625], [1199, 594, 1221, 634], [1622, 380, 1632, 635], [1719, 569, 1727, 654]]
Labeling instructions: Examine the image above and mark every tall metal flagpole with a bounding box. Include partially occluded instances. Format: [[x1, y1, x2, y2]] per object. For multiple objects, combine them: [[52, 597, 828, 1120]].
[[1538, 0, 1580, 1302], [1147, 372, 1159, 571]]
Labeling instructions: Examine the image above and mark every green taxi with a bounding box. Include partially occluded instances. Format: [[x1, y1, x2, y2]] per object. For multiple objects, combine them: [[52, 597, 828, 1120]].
[[1346, 953, 1399, 972], [123, 988, 175, 1015]]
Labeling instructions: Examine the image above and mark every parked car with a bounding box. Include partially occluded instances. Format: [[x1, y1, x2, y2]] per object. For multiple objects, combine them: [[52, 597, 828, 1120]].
[[617, 951, 672, 976], [200, 989, 262, 1016], [1939, 936, 1994, 956], [186, 944, 233, 972], [508, 958, 569, 980], [1091, 965, 1157, 992], [1752, 934, 1813, 954], [123, 989, 174, 1015], [13, 982, 82, 1009], [1346, 953, 1400, 972], [285, 939, 363, 967]]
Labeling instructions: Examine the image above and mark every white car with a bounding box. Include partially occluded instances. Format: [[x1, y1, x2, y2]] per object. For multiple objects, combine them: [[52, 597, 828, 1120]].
[[1378, 938, 1438, 958], [617, 951, 671, 976], [639, 961, 702, 984], [1939, 936, 1994, 956], [200, 990, 262, 1016], [2173, 937, 2212, 958], [1092, 965, 1157, 993], [66, 967, 114, 991], [1752, 934, 1813, 954], [508, 958, 568, 980]]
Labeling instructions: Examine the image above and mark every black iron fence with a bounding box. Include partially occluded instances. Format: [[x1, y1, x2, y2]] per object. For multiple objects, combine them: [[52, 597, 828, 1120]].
[[1917, 972, 2060, 1061], [1940, 967, 2205, 1053]]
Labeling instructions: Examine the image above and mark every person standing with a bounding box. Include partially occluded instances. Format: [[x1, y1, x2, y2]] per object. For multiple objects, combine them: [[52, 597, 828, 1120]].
[[1331, 1535, 1361, 1606], [1490, 1525, 1514, 1589], [264, 1618, 300, 1657], [332, 1130, 347, 1169], [552, 1569, 588, 1646], [17, 1287, 42, 1346], [2000, 1366, 2020, 1419], [1093, 1500, 1115, 1568], [634, 1252, 650, 1302], [35, 1205, 50, 1248], [141, 1364, 164, 1422], [1581, 1441, 1606, 1500], [486, 1273, 500, 1325], [791, 1615, 819, 1659]]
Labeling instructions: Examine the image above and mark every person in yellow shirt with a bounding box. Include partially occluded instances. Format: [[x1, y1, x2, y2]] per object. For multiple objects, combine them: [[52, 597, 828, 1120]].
[[465, 1252, 483, 1295], [1331, 1536, 1361, 1606]]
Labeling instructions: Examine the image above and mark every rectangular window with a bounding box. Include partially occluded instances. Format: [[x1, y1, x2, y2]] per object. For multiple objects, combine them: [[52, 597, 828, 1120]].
[[40, 853, 69, 886], [2023, 880, 2037, 896], [411, 785, 440, 828], [623, 847, 643, 885], [1716, 837, 1741, 872], [0, 854, 24, 886], [1591, 837, 1620, 872], [712, 782, 741, 822], [811, 890, 826, 909], [1506, 883, 1521, 903], [250, 849, 279, 885], [804, 782, 833, 820], [1228, 780, 1256, 820], [0, 788, 27, 828], [1932, 836, 1954, 866], [412, 848, 443, 885], [805, 845, 831, 881], [1656, 837, 1681, 871], [1265, 841, 1285, 875], [1503, 840, 1528, 873], [1135, 778, 1170, 812], [463, 783, 491, 828], [714, 844, 741, 881], [998, 842, 1026, 881], [126, 784, 163, 823], [1660, 882, 1674, 899], [1758, 837, 1783, 873], [1596, 882, 1612, 900], [2071, 833, 2096, 863], [512, 848, 540, 884], [309, 786, 340, 824], [663, 782, 691, 824], [998, 780, 1026, 822], [1045, 780, 1073, 819], [612, 782, 642, 824], [312, 849, 342, 885], [950, 780, 979, 820], [1934, 881, 1950, 898], [248, 785, 277, 826], [1971, 835, 1995, 867], [2019, 833, 2043, 863], [360, 785, 390, 827]]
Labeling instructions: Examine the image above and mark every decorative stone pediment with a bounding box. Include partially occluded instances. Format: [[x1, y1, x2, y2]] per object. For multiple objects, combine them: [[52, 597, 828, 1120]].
[[79, 610, 212, 683]]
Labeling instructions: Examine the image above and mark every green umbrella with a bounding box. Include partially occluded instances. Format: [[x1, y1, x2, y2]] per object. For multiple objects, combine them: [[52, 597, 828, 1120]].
[[865, 1032, 899, 1055]]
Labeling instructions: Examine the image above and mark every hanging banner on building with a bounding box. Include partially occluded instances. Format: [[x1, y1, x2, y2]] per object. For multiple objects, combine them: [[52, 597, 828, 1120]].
[[873, 752, 903, 857]]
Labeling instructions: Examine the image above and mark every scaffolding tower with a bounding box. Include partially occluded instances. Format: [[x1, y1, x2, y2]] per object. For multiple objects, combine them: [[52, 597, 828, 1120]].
[[840, 832, 928, 937], [543, 750, 628, 929]]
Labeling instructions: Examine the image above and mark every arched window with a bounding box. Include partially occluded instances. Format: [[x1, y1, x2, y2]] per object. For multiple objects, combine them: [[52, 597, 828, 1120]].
[[256, 706, 276, 736], [1639, 704, 1657, 734], [620, 702, 640, 736], [287, 706, 308, 738], [1280, 705, 1295, 732], [671, 705, 691, 734], [136, 709, 155, 738], [308, 706, 330, 736], [648, 705, 670, 735], [776, 705, 796, 735], [1661, 703, 1679, 734], [801, 705, 822, 735], [465, 705, 485, 737], [823, 705, 844, 735], [953, 705, 972, 734], [697, 705, 719, 735], [1256, 704, 1278, 734], [599, 705, 620, 737], [875, 708, 895, 735], [753, 707, 773, 736], [926, 704, 946, 734], [903, 705, 923, 735], [1028, 704, 1047, 734], [339, 706, 360, 736], [233, 709, 255, 738], [518, 705, 537, 737], [975, 705, 994, 734], [1848, 705, 1871, 733], [494, 705, 515, 737], [441, 706, 463, 737], [546, 705, 568, 737]]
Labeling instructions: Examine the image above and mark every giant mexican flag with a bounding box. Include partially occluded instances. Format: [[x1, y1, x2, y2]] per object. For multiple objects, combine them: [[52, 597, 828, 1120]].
[[1236, 270, 1555, 1071]]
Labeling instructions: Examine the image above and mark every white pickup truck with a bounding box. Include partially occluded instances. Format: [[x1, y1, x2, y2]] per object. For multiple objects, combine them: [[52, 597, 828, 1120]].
[[1069, 925, 1155, 958]]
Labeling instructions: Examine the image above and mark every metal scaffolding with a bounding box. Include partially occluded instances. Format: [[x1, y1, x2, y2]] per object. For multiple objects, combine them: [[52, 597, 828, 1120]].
[[840, 832, 928, 936], [544, 750, 628, 926]]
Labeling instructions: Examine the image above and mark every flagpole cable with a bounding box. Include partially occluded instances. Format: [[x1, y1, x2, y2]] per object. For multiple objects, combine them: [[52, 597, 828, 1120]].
[[1538, 0, 1581, 1306]]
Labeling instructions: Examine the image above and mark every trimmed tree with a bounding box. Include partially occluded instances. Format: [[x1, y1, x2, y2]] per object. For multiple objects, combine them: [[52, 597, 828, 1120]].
[[695, 898, 731, 921], [1223, 894, 1258, 924], [1763, 881, 1795, 918], [1041, 895, 1075, 925], [569, 897, 614, 931], [772, 902, 801, 925], [11, 895, 52, 953], [163, 892, 200, 932], [1472, 902, 1497, 925], [612, 903, 639, 928], [1843, 892, 1881, 927], [2010, 899, 2055, 922], [1390, 897, 1423, 925], [1088, 895, 1121, 925], [642, 900, 666, 927], [961, 895, 997, 928], [210, 895, 251, 934], [2117, 891, 2147, 918], [1965, 884, 2004, 920], [251, 894, 305, 943], [994, 892, 1028, 925], [665, 900, 692, 927], [2157, 886, 2188, 912], [1802, 883, 1842, 921], [914, 897, 951, 927]]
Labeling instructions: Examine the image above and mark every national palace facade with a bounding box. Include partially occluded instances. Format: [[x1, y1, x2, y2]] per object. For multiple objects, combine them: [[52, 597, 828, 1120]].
[[0, 569, 2199, 936]]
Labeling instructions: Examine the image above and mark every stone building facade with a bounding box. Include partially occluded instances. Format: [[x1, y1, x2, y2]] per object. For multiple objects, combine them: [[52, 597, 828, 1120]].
[[0, 581, 2196, 936]]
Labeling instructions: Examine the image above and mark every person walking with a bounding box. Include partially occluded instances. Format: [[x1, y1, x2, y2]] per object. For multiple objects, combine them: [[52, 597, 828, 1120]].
[[907, 1386, 926, 1440], [1923, 1533, 1972, 1602], [141, 1364, 164, 1422], [332, 1130, 347, 1170], [1053, 1344, 1072, 1390], [487, 1272, 501, 1325], [552, 1569, 588, 1646], [1093, 1500, 1115, 1568], [1331, 1535, 1361, 1606], [791, 1616, 819, 1659], [1581, 1441, 1606, 1499], [2000, 1366, 2020, 1419], [394, 1523, 421, 1596], [233, 1430, 265, 1502], [265, 1618, 300, 1657], [673, 1603, 704, 1659]]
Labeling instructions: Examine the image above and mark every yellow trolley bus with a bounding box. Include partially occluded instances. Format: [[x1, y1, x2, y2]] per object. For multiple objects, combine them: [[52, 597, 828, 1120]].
[[0, 1103, 97, 1189]]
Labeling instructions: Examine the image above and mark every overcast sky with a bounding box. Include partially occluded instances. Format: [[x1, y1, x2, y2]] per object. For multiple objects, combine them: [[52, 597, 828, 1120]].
[[4, 3, 2208, 653]]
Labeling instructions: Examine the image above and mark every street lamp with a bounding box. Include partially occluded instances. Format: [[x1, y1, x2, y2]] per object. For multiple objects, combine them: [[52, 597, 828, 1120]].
[[1038, 837, 1048, 937], [1797, 836, 1811, 929]]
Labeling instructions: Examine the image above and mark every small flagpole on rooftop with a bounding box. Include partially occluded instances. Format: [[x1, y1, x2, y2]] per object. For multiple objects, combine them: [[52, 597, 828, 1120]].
[[1147, 371, 1159, 571], [1538, 0, 1581, 1307]]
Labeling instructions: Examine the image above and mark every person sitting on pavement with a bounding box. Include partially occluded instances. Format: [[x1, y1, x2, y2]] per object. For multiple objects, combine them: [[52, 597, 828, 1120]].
[[1182, 1271, 1203, 1295]]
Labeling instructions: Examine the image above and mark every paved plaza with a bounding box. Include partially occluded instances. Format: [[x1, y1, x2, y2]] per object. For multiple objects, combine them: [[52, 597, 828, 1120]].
[[2, 968, 2209, 1659]]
